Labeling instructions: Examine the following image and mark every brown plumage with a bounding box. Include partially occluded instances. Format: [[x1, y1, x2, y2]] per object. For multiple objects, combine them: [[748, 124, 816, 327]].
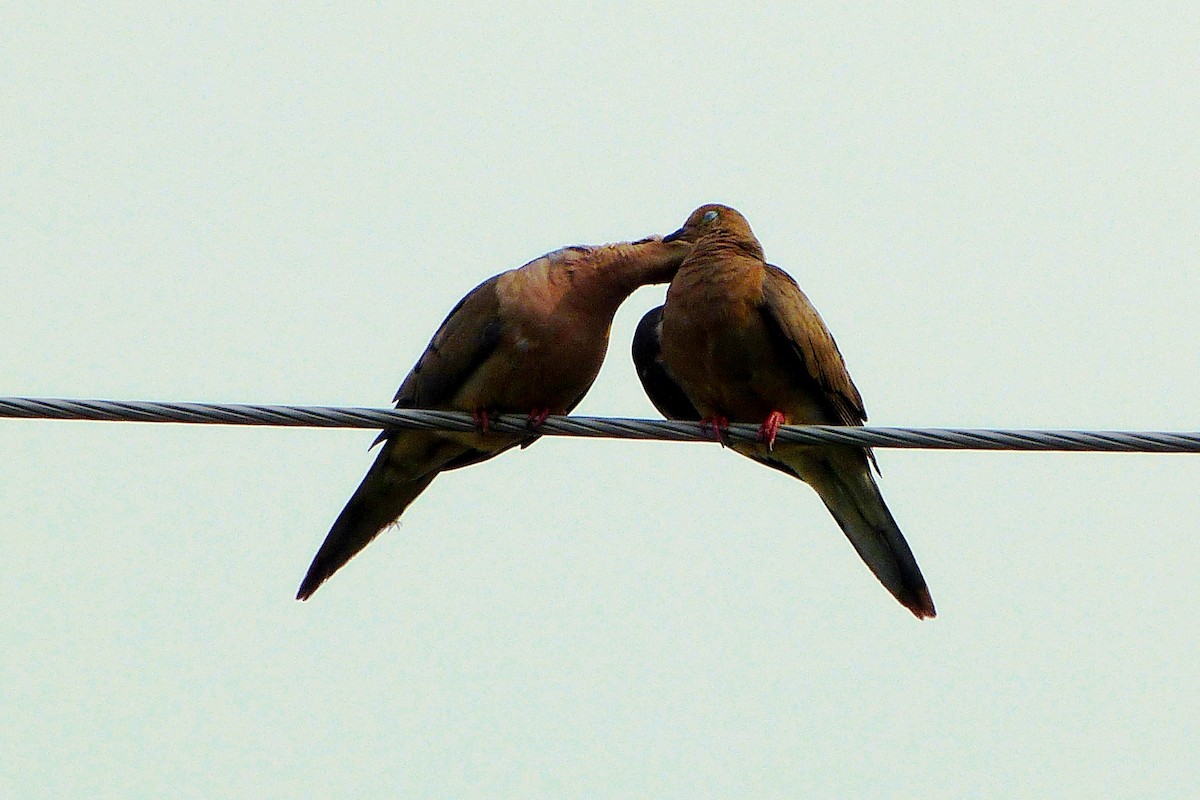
[[297, 234, 690, 600], [653, 204, 935, 618], [631, 305, 701, 421]]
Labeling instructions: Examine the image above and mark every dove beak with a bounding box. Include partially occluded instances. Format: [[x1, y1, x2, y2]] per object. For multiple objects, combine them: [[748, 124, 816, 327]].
[[662, 226, 689, 244]]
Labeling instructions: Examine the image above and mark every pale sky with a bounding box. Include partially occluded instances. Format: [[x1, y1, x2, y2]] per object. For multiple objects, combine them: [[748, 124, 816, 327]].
[[3, 4, 1200, 798]]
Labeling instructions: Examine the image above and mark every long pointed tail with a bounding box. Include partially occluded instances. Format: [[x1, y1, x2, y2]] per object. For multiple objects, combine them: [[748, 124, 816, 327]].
[[760, 446, 935, 618], [296, 446, 438, 600]]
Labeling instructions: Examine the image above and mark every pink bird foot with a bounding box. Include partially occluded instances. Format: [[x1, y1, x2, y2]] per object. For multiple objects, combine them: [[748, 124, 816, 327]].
[[526, 408, 551, 429], [700, 415, 730, 446], [757, 410, 786, 451], [471, 409, 492, 433]]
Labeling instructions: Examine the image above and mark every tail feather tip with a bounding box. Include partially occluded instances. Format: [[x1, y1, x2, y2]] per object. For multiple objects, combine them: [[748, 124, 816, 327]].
[[295, 570, 325, 602], [906, 587, 936, 619]]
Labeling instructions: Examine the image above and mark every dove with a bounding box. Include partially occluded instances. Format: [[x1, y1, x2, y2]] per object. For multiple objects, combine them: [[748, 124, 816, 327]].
[[631, 305, 700, 421], [642, 204, 935, 618], [297, 233, 690, 600]]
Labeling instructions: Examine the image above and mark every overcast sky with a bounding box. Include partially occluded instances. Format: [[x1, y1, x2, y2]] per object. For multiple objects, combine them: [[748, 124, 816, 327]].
[[3, 4, 1200, 798]]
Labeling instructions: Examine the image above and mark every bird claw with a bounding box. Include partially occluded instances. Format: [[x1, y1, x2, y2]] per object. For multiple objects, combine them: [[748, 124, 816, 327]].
[[757, 410, 786, 451], [526, 408, 551, 429], [700, 415, 730, 446], [471, 409, 491, 433]]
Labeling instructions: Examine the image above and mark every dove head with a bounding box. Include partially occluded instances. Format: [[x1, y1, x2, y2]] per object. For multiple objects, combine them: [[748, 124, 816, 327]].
[[663, 204, 764, 259]]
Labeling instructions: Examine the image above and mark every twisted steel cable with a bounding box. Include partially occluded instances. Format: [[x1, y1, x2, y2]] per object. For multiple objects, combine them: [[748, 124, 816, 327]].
[[3, 396, 1199, 453]]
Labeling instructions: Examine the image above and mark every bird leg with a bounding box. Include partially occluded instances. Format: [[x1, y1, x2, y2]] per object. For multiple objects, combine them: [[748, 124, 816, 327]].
[[700, 415, 730, 446], [471, 409, 492, 433], [757, 410, 786, 451], [526, 407, 551, 429]]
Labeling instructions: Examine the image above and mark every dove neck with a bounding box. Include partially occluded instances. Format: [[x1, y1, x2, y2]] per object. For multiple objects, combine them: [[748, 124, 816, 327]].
[[572, 239, 688, 309], [671, 245, 766, 302], [695, 232, 766, 262]]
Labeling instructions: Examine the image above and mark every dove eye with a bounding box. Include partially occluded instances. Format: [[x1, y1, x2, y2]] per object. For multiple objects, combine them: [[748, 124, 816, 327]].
[[702, 210, 718, 223]]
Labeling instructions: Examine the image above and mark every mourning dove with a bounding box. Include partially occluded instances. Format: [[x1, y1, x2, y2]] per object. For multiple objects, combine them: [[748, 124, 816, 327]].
[[297, 233, 690, 600], [631, 305, 701, 421], [642, 204, 935, 618]]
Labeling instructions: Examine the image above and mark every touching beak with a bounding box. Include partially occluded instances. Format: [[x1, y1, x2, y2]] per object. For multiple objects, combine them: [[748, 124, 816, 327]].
[[662, 226, 688, 243]]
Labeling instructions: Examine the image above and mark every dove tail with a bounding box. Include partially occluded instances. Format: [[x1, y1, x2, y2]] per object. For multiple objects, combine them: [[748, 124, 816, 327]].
[[768, 448, 935, 618], [296, 448, 437, 601]]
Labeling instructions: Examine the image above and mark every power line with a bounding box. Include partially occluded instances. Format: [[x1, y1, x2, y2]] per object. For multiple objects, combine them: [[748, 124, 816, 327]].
[[2, 396, 1198, 453]]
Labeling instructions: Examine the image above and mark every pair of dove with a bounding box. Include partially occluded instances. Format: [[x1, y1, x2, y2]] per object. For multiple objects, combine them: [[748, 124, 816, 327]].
[[297, 204, 935, 619]]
